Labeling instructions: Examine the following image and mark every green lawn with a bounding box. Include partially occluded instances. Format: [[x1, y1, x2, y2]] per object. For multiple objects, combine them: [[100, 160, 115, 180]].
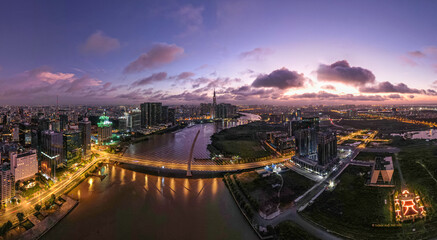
[[209, 121, 283, 159], [339, 119, 427, 133], [275, 221, 319, 240], [302, 166, 397, 239]]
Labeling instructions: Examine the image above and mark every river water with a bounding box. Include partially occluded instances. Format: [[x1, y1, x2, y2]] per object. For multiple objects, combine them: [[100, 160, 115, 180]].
[[43, 113, 260, 240], [43, 166, 258, 240], [124, 113, 261, 164]]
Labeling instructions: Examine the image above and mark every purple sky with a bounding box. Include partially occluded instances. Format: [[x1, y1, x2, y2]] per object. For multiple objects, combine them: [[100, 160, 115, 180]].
[[1, 0, 437, 105]]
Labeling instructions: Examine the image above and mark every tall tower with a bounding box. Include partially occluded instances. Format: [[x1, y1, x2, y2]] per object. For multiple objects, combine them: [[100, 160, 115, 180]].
[[211, 88, 217, 119]]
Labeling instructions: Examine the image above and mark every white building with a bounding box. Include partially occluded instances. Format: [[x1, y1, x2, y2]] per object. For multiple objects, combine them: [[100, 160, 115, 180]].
[[10, 149, 38, 181]]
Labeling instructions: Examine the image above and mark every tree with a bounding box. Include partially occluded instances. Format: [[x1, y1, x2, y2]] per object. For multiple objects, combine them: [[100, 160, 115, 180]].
[[16, 212, 24, 222], [34, 204, 41, 212]]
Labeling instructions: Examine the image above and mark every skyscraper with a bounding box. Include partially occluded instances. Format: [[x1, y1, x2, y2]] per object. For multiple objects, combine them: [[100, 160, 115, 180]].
[[0, 163, 15, 205], [140, 102, 162, 128], [131, 108, 141, 130], [63, 130, 83, 164], [40, 130, 63, 178], [211, 89, 217, 119], [79, 117, 91, 155]]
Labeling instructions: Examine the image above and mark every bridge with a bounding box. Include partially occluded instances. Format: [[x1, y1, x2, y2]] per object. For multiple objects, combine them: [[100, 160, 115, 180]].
[[109, 154, 288, 173]]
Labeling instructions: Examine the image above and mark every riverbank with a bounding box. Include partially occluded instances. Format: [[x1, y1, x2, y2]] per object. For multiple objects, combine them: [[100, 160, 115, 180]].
[[18, 196, 78, 240]]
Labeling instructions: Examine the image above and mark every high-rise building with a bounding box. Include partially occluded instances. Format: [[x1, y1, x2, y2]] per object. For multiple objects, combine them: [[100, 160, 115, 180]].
[[97, 115, 113, 145], [118, 116, 127, 131], [9, 149, 38, 181], [211, 89, 217, 119], [40, 130, 63, 178], [12, 126, 19, 142], [140, 102, 162, 128], [161, 106, 169, 124], [19, 123, 32, 147], [131, 109, 141, 130], [79, 118, 91, 155], [291, 117, 338, 175], [168, 108, 176, 125], [317, 132, 337, 166], [0, 163, 15, 205], [216, 103, 237, 119], [60, 114, 68, 131], [63, 130, 83, 164]]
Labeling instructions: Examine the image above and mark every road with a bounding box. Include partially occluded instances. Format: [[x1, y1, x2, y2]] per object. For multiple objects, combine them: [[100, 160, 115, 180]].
[[0, 156, 101, 225]]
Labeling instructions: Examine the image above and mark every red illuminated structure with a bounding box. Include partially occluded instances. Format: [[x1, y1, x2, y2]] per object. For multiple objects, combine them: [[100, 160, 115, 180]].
[[394, 189, 426, 222]]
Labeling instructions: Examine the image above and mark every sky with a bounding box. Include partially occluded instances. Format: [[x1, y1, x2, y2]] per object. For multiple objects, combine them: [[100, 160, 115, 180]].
[[1, 0, 437, 105]]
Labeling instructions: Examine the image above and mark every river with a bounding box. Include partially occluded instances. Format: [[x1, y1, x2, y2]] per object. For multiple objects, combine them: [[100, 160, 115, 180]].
[[43, 166, 258, 240], [123, 113, 261, 163], [43, 113, 260, 240]]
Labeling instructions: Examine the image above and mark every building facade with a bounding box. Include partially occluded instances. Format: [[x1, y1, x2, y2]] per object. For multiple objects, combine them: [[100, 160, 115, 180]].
[[140, 102, 162, 128], [10, 149, 38, 181]]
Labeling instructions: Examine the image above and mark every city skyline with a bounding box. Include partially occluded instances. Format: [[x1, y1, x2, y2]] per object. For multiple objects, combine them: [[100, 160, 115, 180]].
[[1, 1, 437, 106]]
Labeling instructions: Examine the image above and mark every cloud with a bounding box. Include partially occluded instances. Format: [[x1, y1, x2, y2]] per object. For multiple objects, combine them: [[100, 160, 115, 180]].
[[176, 5, 204, 34], [387, 94, 403, 99], [175, 72, 195, 80], [289, 91, 387, 101], [124, 43, 184, 73], [317, 60, 375, 86], [321, 85, 336, 90], [131, 72, 168, 87], [80, 30, 120, 54], [239, 48, 272, 60], [359, 81, 422, 94], [252, 68, 306, 89]]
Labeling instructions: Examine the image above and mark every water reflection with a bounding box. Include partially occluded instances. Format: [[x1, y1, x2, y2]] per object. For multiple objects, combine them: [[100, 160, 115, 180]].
[[132, 171, 136, 182], [88, 178, 94, 192], [45, 167, 258, 240], [212, 178, 218, 197]]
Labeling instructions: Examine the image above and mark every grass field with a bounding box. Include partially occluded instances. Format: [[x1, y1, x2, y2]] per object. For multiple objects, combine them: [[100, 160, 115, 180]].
[[236, 170, 315, 211], [339, 119, 427, 133], [209, 121, 284, 159], [274, 221, 318, 240], [301, 166, 398, 239]]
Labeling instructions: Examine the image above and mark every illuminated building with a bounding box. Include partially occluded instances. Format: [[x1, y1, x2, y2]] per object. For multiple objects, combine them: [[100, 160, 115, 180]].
[[40, 130, 63, 178], [394, 189, 426, 222], [140, 102, 162, 127], [0, 163, 15, 205], [97, 115, 113, 145], [9, 149, 38, 181], [63, 130, 83, 164]]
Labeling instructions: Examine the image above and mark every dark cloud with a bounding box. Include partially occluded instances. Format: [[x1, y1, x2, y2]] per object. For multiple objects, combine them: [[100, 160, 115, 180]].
[[175, 72, 195, 80], [239, 48, 272, 60], [123, 43, 184, 73], [80, 30, 120, 54], [317, 60, 375, 86], [131, 72, 168, 87], [359, 81, 422, 94], [321, 85, 336, 90], [387, 94, 403, 99], [252, 68, 306, 89]]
